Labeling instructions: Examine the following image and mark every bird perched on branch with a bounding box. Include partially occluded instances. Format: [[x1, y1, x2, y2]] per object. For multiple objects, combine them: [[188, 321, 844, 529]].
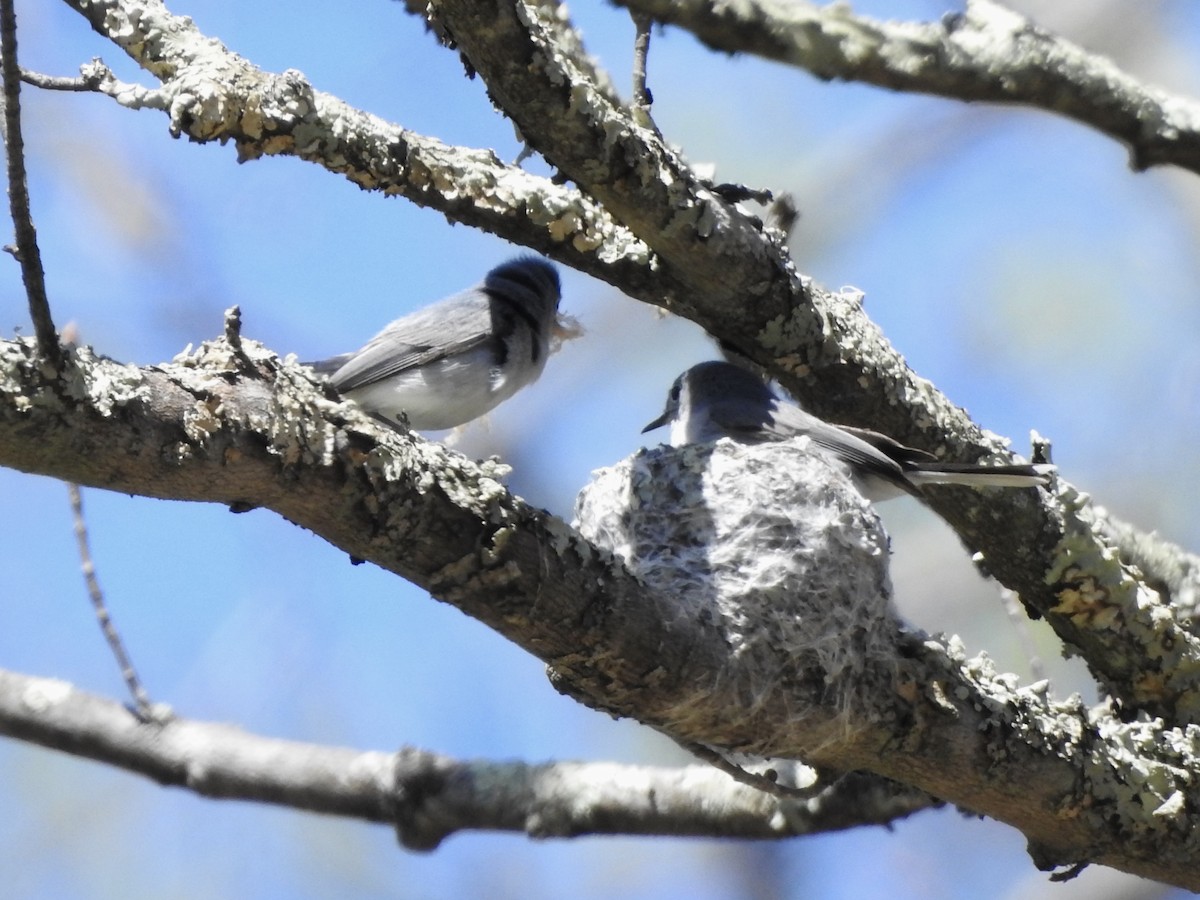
[[307, 257, 566, 431], [643, 361, 1053, 502]]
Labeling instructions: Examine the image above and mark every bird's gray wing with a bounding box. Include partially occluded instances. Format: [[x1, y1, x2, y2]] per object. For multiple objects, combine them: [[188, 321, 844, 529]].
[[838, 424, 938, 466], [702, 396, 780, 442], [325, 290, 499, 392], [766, 403, 912, 488]]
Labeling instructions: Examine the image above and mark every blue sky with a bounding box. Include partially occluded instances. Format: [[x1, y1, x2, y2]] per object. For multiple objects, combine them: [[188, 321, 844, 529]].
[[2, 2, 1199, 898]]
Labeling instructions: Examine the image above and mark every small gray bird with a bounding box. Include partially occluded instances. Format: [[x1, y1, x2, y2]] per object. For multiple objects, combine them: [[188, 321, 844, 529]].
[[307, 257, 562, 430], [643, 361, 1053, 502]]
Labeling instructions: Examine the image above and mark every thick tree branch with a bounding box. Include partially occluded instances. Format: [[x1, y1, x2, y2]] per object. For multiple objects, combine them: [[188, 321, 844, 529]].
[[415, 0, 1200, 727], [612, 0, 1200, 175], [57, 0, 658, 292], [1, 335, 1200, 885], [0, 668, 938, 845], [30, 2, 1200, 885], [52, 2, 1200, 711], [1093, 508, 1200, 630], [424, 0, 800, 331]]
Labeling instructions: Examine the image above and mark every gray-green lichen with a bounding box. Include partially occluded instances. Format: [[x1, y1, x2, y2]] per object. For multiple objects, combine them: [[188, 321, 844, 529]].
[[755, 280, 836, 367], [63, 346, 150, 415], [927, 634, 1200, 853], [168, 333, 344, 467], [0, 338, 150, 417], [1047, 479, 1200, 720]]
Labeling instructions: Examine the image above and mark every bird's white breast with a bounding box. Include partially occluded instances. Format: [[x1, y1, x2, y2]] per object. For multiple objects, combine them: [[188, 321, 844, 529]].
[[344, 339, 549, 431]]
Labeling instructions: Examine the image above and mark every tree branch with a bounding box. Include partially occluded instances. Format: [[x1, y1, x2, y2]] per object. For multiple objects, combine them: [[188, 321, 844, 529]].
[[423, 0, 796, 326], [20, 64, 107, 91], [56, 0, 659, 294], [416, 0, 1200, 727], [67, 481, 157, 720], [0, 668, 939, 846], [611, 0, 1200, 175], [0, 0, 60, 368], [52, 2, 1199, 711], [629, 9, 654, 128], [1, 334, 1199, 885]]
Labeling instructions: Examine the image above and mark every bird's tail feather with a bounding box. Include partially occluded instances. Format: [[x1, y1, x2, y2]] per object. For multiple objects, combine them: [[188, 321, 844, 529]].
[[908, 463, 1055, 489], [302, 354, 353, 375]]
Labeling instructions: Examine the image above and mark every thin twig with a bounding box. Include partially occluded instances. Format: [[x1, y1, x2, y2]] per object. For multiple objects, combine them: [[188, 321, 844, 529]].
[[67, 482, 156, 721], [674, 737, 824, 800], [20, 66, 101, 92], [0, 0, 60, 368], [630, 11, 654, 127]]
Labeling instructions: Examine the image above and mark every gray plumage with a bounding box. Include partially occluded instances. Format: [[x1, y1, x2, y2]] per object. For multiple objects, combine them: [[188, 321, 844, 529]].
[[307, 257, 561, 430], [643, 361, 1053, 502]]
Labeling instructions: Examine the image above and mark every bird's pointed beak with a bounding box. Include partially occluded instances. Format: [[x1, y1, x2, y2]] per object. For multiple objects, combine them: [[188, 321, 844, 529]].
[[641, 410, 672, 433]]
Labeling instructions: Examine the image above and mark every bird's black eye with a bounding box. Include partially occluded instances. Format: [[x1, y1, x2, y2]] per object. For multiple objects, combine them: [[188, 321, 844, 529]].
[[667, 380, 682, 409]]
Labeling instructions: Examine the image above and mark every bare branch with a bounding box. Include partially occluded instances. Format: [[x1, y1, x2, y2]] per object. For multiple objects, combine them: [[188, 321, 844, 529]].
[[67, 482, 157, 720], [0, 666, 403, 822], [387, 753, 938, 848], [417, 0, 1200, 729], [55, 0, 656, 292], [0, 0, 60, 367], [0, 333, 1198, 885], [0, 668, 938, 845], [612, 0, 1200, 175], [630, 10, 654, 127], [52, 4, 1197, 710]]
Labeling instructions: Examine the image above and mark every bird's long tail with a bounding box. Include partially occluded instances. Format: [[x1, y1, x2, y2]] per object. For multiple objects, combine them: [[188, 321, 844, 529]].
[[907, 462, 1055, 489]]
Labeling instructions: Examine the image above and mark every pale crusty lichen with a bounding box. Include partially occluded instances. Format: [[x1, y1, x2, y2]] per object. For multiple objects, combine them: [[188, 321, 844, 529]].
[[84, 0, 643, 264], [0, 339, 150, 417], [1047, 480, 1200, 720], [934, 636, 1200, 854], [167, 332, 344, 467], [63, 345, 151, 416], [18, 676, 74, 713]]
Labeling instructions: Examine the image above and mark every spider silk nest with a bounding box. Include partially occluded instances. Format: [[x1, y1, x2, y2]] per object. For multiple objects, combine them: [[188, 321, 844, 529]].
[[573, 438, 903, 748]]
